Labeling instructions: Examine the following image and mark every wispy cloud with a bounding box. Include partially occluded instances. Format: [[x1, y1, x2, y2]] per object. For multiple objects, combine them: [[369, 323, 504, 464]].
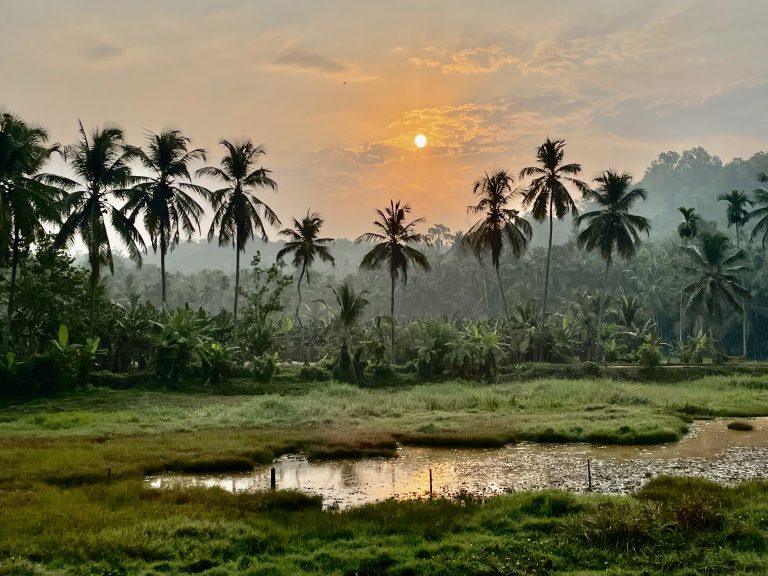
[[408, 44, 518, 74], [269, 49, 374, 81]]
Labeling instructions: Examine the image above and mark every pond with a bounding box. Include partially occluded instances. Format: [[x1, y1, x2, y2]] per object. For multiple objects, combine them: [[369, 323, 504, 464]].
[[146, 418, 768, 509]]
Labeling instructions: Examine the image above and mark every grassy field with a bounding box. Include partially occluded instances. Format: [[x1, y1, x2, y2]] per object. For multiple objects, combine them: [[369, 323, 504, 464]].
[[3, 373, 768, 574]]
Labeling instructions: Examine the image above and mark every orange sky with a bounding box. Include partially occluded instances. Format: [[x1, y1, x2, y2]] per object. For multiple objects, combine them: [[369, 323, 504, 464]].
[[2, 0, 768, 239]]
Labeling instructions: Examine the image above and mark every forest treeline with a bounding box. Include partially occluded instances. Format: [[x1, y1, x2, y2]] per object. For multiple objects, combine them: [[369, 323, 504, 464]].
[[2, 110, 768, 394]]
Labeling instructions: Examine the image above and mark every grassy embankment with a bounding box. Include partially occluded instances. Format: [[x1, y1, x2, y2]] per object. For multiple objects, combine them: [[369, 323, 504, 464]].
[[3, 371, 768, 574]]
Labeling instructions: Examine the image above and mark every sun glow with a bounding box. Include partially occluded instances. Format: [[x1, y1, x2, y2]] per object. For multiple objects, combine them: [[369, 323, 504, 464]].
[[414, 134, 428, 148]]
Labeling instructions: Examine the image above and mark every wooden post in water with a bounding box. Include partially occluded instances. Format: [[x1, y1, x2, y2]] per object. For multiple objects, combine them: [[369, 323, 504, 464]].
[[270, 467, 276, 491], [587, 459, 592, 491], [429, 468, 433, 498]]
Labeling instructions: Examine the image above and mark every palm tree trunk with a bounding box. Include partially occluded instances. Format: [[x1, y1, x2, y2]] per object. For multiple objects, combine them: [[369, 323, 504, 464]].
[[160, 233, 167, 306], [743, 302, 748, 358], [597, 261, 610, 363], [538, 199, 554, 361], [233, 246, 241, 344], [390, 275, 396, 360], [679, 291, 684, 345], [296, 264, 306, 363], [3, 226, 20, 353], [89, 272, 97, 339], [495, 266, 509, 319]]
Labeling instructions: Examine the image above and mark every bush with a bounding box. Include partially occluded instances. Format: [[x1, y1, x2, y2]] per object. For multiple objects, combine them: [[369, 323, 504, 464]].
[[298, 364, 333, 382], [14, 353, 67, 396], [637, 341, 662, 369], [727, 420, 754, 431], [251, 353, 279, 384]]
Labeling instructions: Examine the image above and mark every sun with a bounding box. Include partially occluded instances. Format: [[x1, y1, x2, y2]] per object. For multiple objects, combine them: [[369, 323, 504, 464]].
[[414, 134, 428, 148]]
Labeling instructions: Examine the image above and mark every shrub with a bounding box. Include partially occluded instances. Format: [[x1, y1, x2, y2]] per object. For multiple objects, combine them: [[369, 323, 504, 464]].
[[14, 353, 66, 396], [298, 364, 333, 382], [637, 341, 662, 369], [251, 353, 279, 384]]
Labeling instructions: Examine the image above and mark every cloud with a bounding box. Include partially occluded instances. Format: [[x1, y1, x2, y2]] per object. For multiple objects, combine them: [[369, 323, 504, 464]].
[[409, 44, 518, 74], [331, 98, 589, 167], [268, 48, 374, 81], [82, 41, 133, 65]]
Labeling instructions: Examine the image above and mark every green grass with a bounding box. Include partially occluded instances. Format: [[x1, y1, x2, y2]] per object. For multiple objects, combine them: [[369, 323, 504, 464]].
[[728, 420, 756, 431], [1, 477, 768, 575], [3, 373, 768, 573]]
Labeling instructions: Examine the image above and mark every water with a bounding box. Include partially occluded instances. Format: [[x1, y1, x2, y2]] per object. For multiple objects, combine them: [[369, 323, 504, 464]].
[[146, 418, 768, 509]]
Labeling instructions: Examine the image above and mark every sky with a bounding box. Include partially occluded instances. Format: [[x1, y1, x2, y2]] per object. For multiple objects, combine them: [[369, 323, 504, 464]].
[[2, 0, 768, 240]]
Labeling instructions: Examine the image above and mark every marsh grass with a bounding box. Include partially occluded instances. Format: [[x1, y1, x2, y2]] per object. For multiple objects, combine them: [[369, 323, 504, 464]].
[[728, 420, 756, 431], [1, 478, 767, 575]]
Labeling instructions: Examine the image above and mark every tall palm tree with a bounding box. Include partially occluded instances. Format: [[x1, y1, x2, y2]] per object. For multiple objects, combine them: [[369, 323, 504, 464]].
[[462, 170, 532, 318], [356, 200, 430, 355], [53, 122, 146, 336], [276, 211, 335, 360], [332, 281, 369, 382], [718, 190, 751, 249], [717, 190, 751, 356], [123, 130, 207, 305], [677, 207, 699, 245], [677, 207, 700, 345], [681, 232, 750, 352], [0, 113, 63, 350], [749, 173, 768, 248], [574, 170, 650, 360], [197, 139, 279, 342], [520, 137, 590, 360]]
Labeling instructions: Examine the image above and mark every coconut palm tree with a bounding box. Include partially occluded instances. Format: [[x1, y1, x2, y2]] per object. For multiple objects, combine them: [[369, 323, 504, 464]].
[[681, 232, 750, 352], [519, 137, 590, 360], [677, 207, 700, 345], [749, 173, 768, 249], [122, 130, 207, 305], [197, 139, 279, 342], [276, 211, 335, 360], [332, 281, 369, 382], [717, 190, 752, 356], [0, 113, 63, 350], [53, 122, 146, 336], [574, 170, 650, 360], [677, 207, 699, 245], [356, 200, 430, 355], [718, 190, 751, 249], [462, 170, 532, 318]]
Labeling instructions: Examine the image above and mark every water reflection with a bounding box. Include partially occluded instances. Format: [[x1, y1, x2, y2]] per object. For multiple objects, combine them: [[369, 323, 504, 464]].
[[146, 418, 768, 509]]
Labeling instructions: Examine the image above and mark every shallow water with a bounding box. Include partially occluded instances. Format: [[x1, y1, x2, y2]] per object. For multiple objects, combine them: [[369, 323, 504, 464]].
[[146, 418, 768, 509]]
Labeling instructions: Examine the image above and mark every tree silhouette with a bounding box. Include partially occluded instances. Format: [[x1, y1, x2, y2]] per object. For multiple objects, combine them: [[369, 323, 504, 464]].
[[520, 138, 590, 359], [276, 211, 335, 360], [677, 207, 700, 345], [53, 122, 145, 336], [717, 190, 751, 249], [0, 113, 63, 350], [681, 232, 750, 351], [462, 170, 532, 318], [357, 200, 430, 355], [575, 170, 650, 360], [123, 130, 207, 305], [198, 139, 279, 342]]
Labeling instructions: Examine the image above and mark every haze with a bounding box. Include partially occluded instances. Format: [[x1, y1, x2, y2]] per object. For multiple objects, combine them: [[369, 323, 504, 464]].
[[2, 0, 767, 238]]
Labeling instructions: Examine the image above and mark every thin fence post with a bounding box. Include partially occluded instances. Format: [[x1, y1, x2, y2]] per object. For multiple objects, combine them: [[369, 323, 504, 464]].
[[270, 467, 276, 491], [429, 468, 433, 498], [587, 459, 592, 491]]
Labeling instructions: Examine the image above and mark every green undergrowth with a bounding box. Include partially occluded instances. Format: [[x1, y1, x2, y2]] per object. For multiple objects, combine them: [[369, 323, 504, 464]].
[[1, 477, 768, 575]]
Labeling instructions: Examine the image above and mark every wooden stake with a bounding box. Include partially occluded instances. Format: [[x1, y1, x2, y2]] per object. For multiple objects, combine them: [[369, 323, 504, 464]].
[[587, 459, 592, 491], [429, 468, 433, 498], [270, 467, 276, 491]]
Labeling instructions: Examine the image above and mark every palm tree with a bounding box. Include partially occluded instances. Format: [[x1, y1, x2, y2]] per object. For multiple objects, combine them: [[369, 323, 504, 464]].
[[356, 200, 430, 355], [123, 130, 207, 305], [718, 190, 751, 249], [332, 281, 369, 382], [276, 211, 335, 360], [520, 138, 590, 360], [53, 122, 146, 336], [749, 173, 768, 249], [574, 170, 650, 360], [677, 207, 699, 345], [677, 207, 699, 245], [681, 232, 750, 352], [717, 190, 751, 357], [0, 113, 63, 350], [197, 139, 279, 342], [462, 170, 532, 318]]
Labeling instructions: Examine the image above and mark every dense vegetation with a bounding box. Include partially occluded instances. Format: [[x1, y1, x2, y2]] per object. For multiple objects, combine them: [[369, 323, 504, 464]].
[[4, 110, 768, 396]]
